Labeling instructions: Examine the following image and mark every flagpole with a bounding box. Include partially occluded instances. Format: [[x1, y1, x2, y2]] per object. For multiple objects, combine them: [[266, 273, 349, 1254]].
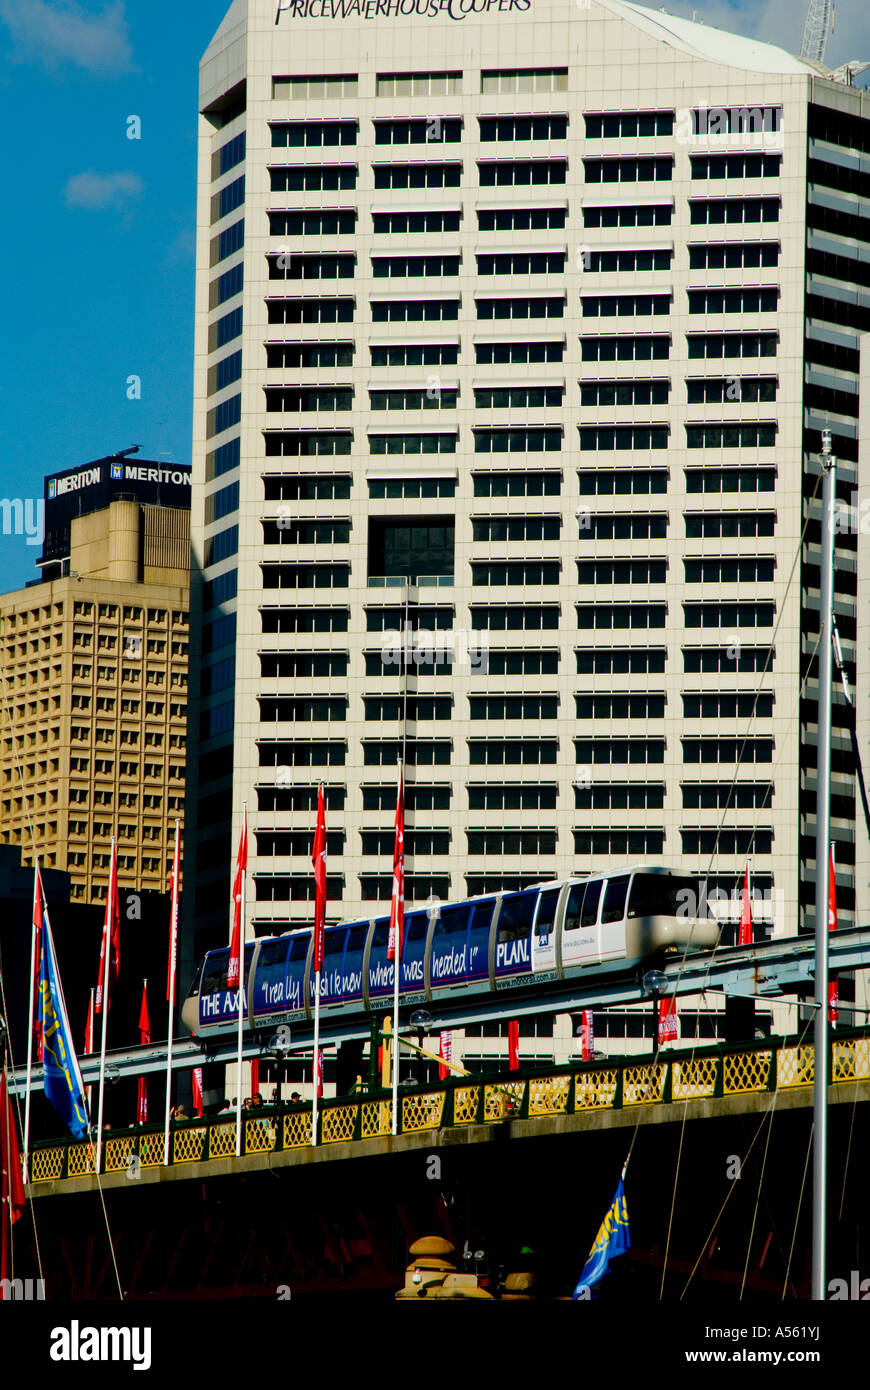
[[235, 805, 247, 1160], [86, 987, 95, 1114], [23, 866, 39, 1184], [164, 823, 180, 1166], [95, 840, 115, 1173], [392, 760, 402, 1137]]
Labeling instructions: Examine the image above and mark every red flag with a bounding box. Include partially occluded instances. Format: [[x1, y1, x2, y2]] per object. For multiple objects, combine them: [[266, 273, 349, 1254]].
[[32, 866, 45, 1063], [250, 1058, 259, 1097], [581, 1010, 594, 1062], [84, 989, 95, 1110], [95, 840, 120, 1014], [738, 864, 753, 947], [166, 822, 181, 1002], [0, 1071, 26, 1229], [315, 1049, 323, 1099], [387, 765, 405, 962], [192, 1068, 204, 1118], [312, 784, 327, 973], [658, 996, 678, 1044], [438, 1030, 452, 1081], [137, 982, 150, 1124], [227, 811, 247, 990], [508, 1020, 519, 1071], [829, 845, 839, 1024]]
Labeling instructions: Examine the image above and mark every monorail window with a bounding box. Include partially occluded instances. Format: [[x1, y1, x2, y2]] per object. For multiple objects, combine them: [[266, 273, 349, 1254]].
[[406, 913, 428, 942], [565, 879, 602, 930], [601, 875, 630, 923], [497, 890, 537, 940], [186, 958, 204, 997], [289, 935, 309, 961], [257, 939, 289, 970], [535, 888, 559, 937], [434, 904, 469, 938], [324, 929, 346, 957], [627, 873, 710, 918], [346, 925, 367, 954], [201, 943, 254, 995], [470, 900, 495, 934]]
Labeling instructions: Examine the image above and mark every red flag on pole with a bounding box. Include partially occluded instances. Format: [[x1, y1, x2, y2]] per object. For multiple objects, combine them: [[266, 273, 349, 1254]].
[[166, 824, 181, 1002], [312, 784, 327, 972], [829, 844, 839, 1024], [227, 811, 248, 990], [250, 1058, 259, 1098], [508, 1020, 519, 1071], [738, 864, 753, 947], [0, 1071, 26, 1228], [315, 1049, 323, 1098], [658, 996, 678, 1044], [581, 1010, 594, 1062], [438, 1030, 453, 1081], [95, 841, 120, 1014], [137, 982, 150, 1123], [192, 1068, 204, 1117], [387, 765, 405, 962]]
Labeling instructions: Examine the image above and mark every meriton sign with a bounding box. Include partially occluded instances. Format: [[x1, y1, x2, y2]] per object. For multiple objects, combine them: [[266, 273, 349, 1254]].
[[276, 0, 531, 21]]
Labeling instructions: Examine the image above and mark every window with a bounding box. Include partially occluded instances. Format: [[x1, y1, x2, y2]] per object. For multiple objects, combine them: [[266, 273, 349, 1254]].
[[211, 175, 244, 224], [264, 474, 351, 502], [259, 653, 348, 678], [470, 695, 557, 720], [577, 648, 666, 675], [259, 740, 346, 767], [475, 386, 562, 410], [689, 243, 779, 271], [468, 740, 558, 765], [473, 472, 560, 497], [211, 218, 243, 265], [683, 646, 771, 674], [685, 468, 775, 494], [479, 160, 567, 186], [688, 288, 778, 314], [204, 525, 238, 567], [682, 782, 771, 809], [266, 387, 353, 411], [692, 153, 781, 180], [682, 829, 772, 854], [480, 115, 567, 141], [578, 468, 668, 497], [267, 298, 353, 324], [268, 211, 356, 236], [584, 157, 672, 182], [472, 518, 560, 542], [370, 388, 457, 412], [585, 248, 672, 273], [575, 831, 664, 855], [575, 783, 664, 810], [581, 336, 669, 361], [273, 75, 358, 100], [684, 557, 775, 583], [583, 205, 672, 228], [683, 692, 773, 719], [580, 381, 669, 407], [472, 562, 559, 586], [582, 294, 670, 318], [371, 299, 458, 322], [579, 426, 668, 451], [207, 394, 241, 438], [371, 343, 458, 367], [261, 564, 349, 590], [576, 604, 666, 629], [376, 71, 461, 97], [264, 431, 352, 456], [576, 694, 664, 718], [269, 165, 356, 192], [263, 519, 349, 545], [468, 830, 555, 855], [372, 255, 459, 278], [363, 695, 450, 722], [689, 198, 780, 224], [475, 341, 564, 365], [209, 307, 242, 351], [477, 207, 566, 231], [687, 333, 777, 359], [261, 607, 347, 634], [210, 263, 242, 310], [683, 602, 775, 627], [584, 111, 673, 138], [469, 785, 557, 810], [363, 740, 450, 766], [574, 739, 665, 764], [208, 351, 242, 395], [477, 252, 565, 276], [374, 118, 462, 144], [269, 253, 355, 283], [206, 437, 240, 481], [481, 68, 567, 94], [271, 120, 356, 148], [475, 428, 561, 453], [686, 377, 777, 404], [486, 651, 558, 675], [268, 343, 354, 369], [369, 432, 456, 455], [374, 163, 461, 189], [690, 105, 782, 135], [373, 211, 461, 235], [686, 424, 776, 449], [477, 296, 563, 320]]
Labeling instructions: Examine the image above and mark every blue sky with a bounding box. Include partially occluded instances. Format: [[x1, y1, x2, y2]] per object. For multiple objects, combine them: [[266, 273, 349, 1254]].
[[0, 0, 866, 594]]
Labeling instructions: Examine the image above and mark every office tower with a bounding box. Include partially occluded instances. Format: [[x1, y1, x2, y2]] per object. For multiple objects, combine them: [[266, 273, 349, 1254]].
[[188, 0, 869, 1049]]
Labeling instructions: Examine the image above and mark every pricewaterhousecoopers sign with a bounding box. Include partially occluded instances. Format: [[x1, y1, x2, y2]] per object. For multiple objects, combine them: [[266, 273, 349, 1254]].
[[276, 0, 531, 21]]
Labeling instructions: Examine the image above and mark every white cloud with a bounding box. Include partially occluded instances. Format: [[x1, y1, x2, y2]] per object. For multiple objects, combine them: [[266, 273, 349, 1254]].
[[0, 0, 134, 74], [64, 169, 143, 210]]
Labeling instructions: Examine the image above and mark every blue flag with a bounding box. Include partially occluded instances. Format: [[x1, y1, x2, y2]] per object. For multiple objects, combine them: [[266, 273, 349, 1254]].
[[39, 910, 89, 1140], [572, 1174, 630, 1299]]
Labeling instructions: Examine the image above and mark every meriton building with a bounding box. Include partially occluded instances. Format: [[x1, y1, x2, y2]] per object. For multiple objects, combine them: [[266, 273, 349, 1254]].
[[186, 0, 870, 1045]]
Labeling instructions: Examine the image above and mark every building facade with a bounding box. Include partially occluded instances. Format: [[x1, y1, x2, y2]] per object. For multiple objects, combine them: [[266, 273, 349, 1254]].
[[0, 458, 191, 907], [187, 0, 870, 1054]]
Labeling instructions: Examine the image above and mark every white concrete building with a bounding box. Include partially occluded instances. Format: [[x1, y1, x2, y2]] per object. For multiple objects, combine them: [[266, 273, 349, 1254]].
[[185, 0, 870, 1069]]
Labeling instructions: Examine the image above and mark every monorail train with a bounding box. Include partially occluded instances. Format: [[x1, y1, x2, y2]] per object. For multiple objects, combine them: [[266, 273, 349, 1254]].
[[182, 865, 719, 1038]]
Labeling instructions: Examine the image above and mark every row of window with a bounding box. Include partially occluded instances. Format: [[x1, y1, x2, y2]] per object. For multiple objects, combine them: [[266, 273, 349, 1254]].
[[256, 692, 774, 723], [254, 737, 775, 766], [255, 424, 777, 455], [261, 290, 779, 321]]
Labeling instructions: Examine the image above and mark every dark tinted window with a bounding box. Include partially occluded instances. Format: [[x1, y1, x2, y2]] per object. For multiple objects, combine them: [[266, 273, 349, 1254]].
[[602, 875, 630, 923]]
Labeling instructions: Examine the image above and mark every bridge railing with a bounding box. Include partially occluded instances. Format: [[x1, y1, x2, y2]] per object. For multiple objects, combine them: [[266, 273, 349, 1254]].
[[26, 1027, 870, 1185]]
